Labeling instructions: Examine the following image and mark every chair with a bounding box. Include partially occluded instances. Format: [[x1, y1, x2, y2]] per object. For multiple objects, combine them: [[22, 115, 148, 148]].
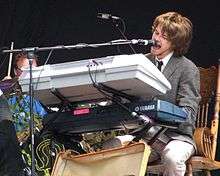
[[147, 63, 220, 175]]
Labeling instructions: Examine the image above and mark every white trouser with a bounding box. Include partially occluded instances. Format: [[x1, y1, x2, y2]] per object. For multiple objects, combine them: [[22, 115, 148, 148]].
[[161, 140, 195, 176], [102, 135, 195, 176]]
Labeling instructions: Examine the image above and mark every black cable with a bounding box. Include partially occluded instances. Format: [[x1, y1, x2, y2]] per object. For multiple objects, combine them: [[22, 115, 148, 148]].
[[87, 63, 132, 130], [33, 49, 53, 95], [87, 62, 113, 101], [113, 18, 137, 54], [87, 62, 151, 133]]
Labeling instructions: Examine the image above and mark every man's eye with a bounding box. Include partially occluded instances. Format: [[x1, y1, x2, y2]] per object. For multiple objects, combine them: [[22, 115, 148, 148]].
[[162, 35, 168, 40]]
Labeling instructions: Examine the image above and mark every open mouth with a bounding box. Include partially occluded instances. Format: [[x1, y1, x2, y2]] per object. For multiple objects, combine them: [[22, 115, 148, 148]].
[[152, 43, 161, 50]]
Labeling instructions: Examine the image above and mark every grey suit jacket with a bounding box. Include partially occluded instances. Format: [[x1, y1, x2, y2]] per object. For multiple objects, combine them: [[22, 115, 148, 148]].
[[145, 53, 201, 147]]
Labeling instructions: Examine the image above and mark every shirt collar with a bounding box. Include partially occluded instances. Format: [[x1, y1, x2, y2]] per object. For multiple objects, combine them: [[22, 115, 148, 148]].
[[155, 51, 173, 71]]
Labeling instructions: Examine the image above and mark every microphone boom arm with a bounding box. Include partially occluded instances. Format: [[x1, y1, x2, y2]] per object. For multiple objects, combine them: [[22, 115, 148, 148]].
[[2, 39, 155, 54]]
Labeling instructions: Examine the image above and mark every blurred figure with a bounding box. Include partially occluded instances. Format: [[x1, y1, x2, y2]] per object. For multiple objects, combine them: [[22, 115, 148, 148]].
[[0, 89, 25, 176], [13, 52, 38, 77], [7, 52, 49, 175], [8, 52, 47, 142]]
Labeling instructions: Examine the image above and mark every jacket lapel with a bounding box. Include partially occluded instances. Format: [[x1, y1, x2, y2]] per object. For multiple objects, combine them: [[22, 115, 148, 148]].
[[145, 53, 181, 79], [163, 56, 181, 79], [145, 53, 156, 64]]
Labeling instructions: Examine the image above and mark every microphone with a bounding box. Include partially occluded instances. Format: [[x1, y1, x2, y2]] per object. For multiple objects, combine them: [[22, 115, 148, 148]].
[[97, 13, 120, 20], [131, 39, 156, 46]]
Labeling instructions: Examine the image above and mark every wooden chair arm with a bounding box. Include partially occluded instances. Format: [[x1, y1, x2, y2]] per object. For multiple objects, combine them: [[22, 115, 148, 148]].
[[187, 156, 220, 171]]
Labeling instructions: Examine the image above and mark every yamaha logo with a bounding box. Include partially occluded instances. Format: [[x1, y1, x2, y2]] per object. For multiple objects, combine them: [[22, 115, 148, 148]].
[[134, 104, 155, 112]]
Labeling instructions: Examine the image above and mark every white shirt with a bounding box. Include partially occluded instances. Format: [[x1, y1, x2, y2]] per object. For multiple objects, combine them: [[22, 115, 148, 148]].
[[0, 89, 2, 96], [156, 51, 174, 72]]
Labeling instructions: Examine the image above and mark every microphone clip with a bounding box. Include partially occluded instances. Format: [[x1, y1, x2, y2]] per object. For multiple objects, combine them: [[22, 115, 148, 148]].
[[131, 39, 156, 46], [97, 13, 120, 20]]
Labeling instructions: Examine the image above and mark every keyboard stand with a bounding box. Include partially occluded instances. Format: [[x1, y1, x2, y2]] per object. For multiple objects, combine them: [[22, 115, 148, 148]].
[[96, 83, 138, 102], [50, 88, 72, 111]]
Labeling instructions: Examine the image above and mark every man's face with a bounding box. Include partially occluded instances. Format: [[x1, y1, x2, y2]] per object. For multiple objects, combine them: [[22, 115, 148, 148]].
[[15, 57, 37, 77], [151, 25, 173, 59]]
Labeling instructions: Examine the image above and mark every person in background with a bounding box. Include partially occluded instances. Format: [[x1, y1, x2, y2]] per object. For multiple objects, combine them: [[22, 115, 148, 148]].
[[13, 52, 38, 77], [0, 89, 25, 175], [8, 52, 47, 142], [102, 12, 201, 176]]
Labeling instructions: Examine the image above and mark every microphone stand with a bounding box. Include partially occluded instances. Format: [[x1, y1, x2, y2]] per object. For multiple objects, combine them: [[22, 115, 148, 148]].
[[2, 39, 152, 54], [1, 39, 153, 175], [26, 51, 37, 176]]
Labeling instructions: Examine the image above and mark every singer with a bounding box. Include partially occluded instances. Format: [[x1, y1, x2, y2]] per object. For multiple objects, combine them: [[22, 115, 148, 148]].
[[102, 12, 200, 176], [144, 11, 201, 176]]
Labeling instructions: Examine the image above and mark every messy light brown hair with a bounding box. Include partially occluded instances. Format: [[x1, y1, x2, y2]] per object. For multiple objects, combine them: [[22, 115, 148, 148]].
[[14, 52, 39, 68], [152, 12, 193, 57]]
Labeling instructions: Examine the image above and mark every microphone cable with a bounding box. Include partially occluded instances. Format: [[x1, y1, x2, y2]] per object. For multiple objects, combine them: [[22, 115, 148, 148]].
[[87, 60, 151, 132], [97, 13, 137, 54], [113, 17, 137, 54], [87, 61, 131, 131]]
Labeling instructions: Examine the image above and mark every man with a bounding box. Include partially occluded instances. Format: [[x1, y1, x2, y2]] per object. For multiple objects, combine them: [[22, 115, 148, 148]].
[[13, 52, 38, 77], [0, 89, 25, 175], [144, 11, 201, 175], [8, 52, 47, 142], [103, 12, 201, 176]]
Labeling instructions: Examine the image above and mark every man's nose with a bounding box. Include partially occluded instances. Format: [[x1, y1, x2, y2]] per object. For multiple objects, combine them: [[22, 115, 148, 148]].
[[153, 35, 160, 41]]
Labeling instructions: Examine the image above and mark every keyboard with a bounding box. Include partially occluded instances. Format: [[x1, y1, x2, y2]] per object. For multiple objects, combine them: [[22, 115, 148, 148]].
[[43, 100, 187, 134], [18, 54, 171, 105]]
